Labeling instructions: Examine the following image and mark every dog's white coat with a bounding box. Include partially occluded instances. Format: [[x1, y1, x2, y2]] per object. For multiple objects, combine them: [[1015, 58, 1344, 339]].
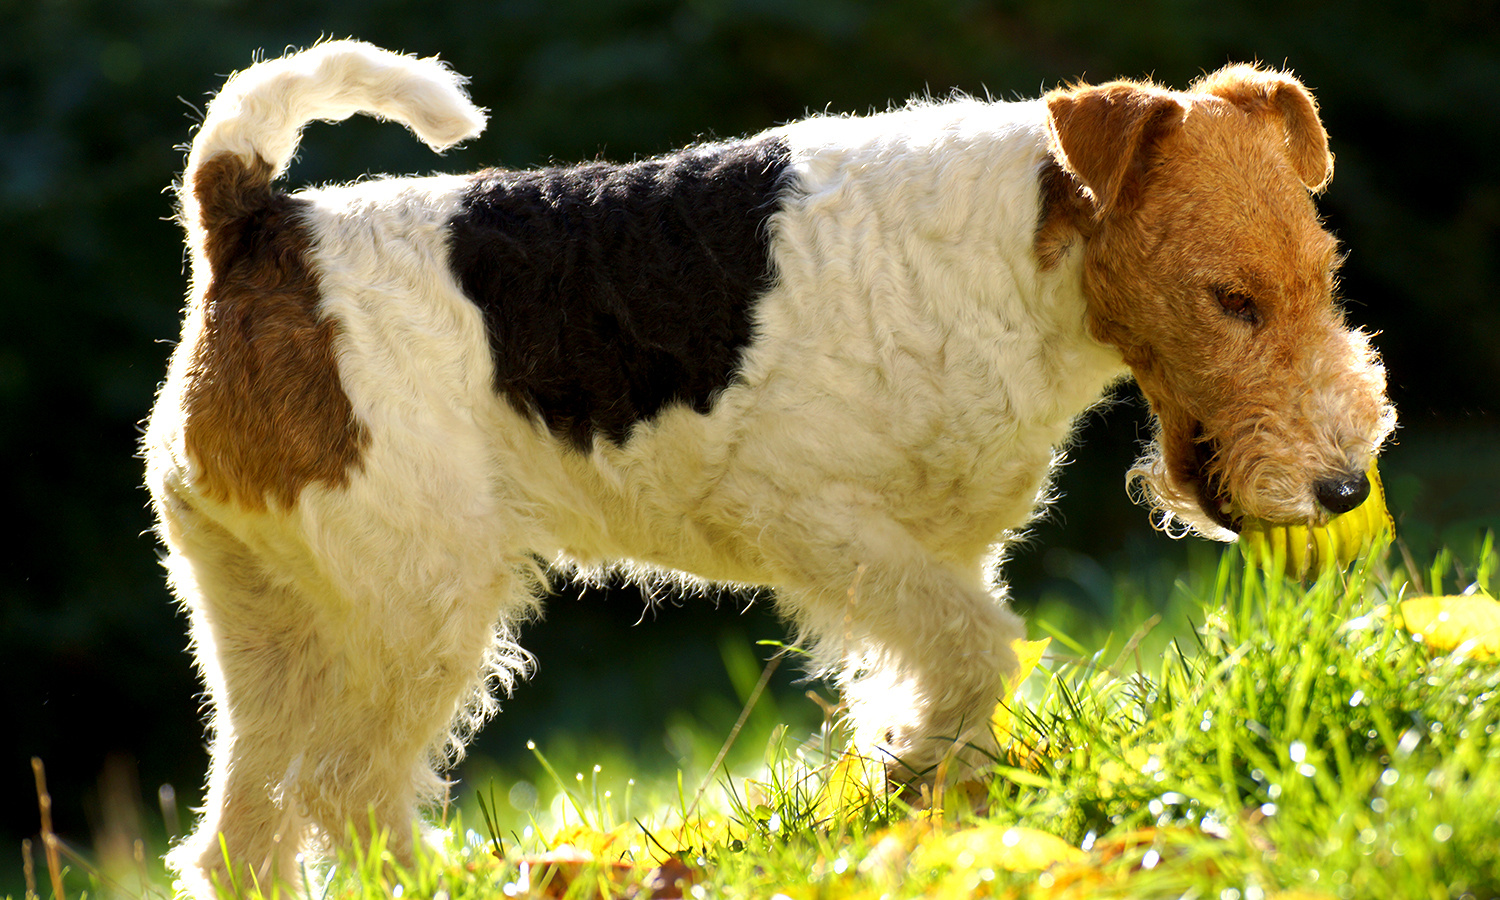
[[148, 42, 1129, 894]]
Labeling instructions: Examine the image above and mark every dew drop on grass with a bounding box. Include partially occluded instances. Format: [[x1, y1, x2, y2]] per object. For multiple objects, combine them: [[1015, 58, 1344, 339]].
[[1289, 741, 1307, 763], [1433, 823, 1454, 842], [1380, 768, 1400, 786], [1349, 690, 1365, 707], [509, 780, 538, 811]]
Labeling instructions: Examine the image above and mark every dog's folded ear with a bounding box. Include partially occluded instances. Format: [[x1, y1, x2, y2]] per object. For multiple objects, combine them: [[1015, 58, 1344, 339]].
[[1044, 82, 1187, 219], [1191, 64, 1334, 193]]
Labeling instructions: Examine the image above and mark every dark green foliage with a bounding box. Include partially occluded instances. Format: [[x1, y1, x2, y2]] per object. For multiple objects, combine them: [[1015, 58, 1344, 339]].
[[4, 0, 1498, 879]]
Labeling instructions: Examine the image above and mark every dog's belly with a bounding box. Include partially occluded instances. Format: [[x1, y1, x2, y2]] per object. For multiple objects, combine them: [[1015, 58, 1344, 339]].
[[517, 379, 1075, 586]]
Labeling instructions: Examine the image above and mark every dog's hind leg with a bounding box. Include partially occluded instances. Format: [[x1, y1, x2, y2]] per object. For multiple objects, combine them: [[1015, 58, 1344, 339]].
[[156, 493, 319, 896], [286, 563, 532, 871], [157, 481, 534, 895]]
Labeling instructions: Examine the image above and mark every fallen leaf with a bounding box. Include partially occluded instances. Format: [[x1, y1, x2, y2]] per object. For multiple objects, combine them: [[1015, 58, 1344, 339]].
[[923, 824, 1085, 872], [517, 844, 641, 899], [1398, 593, 1500, 658], [814, 748, 881, 823], [992, 637, 1051, 744], [641, 857, 697, 899], [549, 823, 631, 858], [639, 815, 737, 864], [1043, 826, 1221, 897]]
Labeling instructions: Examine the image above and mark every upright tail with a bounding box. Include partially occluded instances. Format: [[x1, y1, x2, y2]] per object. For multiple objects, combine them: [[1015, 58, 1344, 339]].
[[181, 40, 486, 239]]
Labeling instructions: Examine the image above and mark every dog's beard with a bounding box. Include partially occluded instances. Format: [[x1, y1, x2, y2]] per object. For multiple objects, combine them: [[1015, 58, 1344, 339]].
[[1127, 435, 1241, 541]]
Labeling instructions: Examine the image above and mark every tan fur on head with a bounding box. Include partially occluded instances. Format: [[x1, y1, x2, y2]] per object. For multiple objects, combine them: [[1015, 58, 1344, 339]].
[[1190, 63, 1333, 192], [1044, 81, 1187, 217], [1043, 64, 1393, 536]]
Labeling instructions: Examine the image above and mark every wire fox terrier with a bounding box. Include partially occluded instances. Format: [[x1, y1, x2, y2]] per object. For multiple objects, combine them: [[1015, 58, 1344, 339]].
[[145, 41, 1394, 894]]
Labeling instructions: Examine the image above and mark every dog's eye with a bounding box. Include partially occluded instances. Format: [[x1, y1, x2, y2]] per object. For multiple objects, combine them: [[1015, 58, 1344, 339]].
[[1214, 287, 1260, 326]]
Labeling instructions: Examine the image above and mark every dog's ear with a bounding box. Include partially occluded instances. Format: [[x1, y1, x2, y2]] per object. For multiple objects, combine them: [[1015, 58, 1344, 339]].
[[1045, 82, 1187, 219], [1192, 64, 1333, 193]]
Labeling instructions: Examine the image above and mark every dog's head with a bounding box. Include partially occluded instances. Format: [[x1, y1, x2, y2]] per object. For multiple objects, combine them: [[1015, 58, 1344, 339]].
[[1043, 64, 1396, 539]]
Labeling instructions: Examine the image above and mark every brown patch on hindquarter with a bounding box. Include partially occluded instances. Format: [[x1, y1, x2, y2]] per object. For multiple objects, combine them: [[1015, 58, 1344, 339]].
[[180, 153, 368, 511]]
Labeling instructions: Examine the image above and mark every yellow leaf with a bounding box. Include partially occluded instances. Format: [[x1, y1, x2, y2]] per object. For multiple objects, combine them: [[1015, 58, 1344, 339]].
[[813, 748, 881, 823], [547, 823, 628, 858], [639, 815, 737, 864], [1241, 463, 1393, 580], [926, 824, 1085, 872], [1399, 594, 1500, 658], [992, 637, 1051, 743]]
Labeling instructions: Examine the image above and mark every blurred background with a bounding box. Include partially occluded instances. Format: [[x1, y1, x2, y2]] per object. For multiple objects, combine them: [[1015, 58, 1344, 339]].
[[4, 0, 1499, 883]]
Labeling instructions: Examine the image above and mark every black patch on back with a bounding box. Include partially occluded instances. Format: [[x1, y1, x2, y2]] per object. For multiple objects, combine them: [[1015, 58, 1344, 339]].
[[447, 137, 791, 450]]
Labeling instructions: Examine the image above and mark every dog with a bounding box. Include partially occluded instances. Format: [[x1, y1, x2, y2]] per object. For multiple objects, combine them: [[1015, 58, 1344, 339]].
[[145, 40, 1394, 895]]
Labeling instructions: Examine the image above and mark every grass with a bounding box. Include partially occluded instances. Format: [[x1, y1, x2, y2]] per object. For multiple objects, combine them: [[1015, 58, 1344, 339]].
[[20, 532, 1500, 900]]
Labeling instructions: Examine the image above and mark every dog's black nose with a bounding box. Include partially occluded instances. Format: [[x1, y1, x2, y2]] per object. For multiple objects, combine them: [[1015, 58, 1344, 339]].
[[1314, 471, 1370, 515]]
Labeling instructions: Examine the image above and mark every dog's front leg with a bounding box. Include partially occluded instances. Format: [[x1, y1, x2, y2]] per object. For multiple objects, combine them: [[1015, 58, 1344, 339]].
[[762, 503, 1023, 783]]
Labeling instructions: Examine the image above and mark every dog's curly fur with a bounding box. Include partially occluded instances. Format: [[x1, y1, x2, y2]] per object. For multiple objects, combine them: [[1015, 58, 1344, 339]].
[[145, 41, 1394, 896]]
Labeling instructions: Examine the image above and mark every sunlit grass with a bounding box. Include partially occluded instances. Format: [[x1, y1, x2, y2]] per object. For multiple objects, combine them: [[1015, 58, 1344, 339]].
[[18, 533, 1500, 899]]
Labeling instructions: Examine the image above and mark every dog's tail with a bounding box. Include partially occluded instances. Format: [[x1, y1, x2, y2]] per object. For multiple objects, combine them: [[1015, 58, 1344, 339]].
[[181, 40, 485, 237]]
